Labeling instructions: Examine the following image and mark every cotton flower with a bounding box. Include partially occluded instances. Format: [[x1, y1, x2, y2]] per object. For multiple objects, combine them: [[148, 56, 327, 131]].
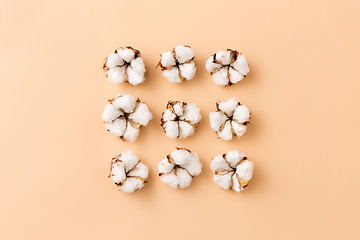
[[157, 45, 196, 83], [103, 46, 146, 86], [102, 94, 153, 142], [109, 150, 149, 193], [205, 49, 250, 86], [158, 147, 202, 189], [210, 150, 254, 192], [209, 98, 251, 141], [160, 101, 201, 139]]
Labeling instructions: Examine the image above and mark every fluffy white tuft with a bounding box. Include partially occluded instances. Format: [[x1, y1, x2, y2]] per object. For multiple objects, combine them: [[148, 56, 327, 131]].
[[163, 121, 179, 139], [158, 158, 175, 174], [236, 160, 254, 181], [162, 68, 181, 83], [127, 66, 145, 86], [180, 103, 201, 125], [210, 155, 231, 173], [211, 67, 229, 86], [128, 102, 153, 126], [233, 105, 250, 123], [102, 104, 123, 123], [229, 67, 244, 84], [179, 62, 196, 80], [117, 47, 135, 62], [106, 53, 124, 68], [226, 150, 244, 168], [209, 111, 227, 132], [215, 50, 232, 65], [112, 94, 137, 113], [107, 67, 127, 84], [218, 98, 238, 116], [106, 117, 126, 137], [217, 121, 233, 141], [123, 122, 140, 143], [213, 172, 233, 190], [231, 121, 247, 138], [161, 51, 176, 67], [205, 56, 222, 73], [162, 109, 176, 122], [174, 45, 194, 63], [179, 121, 195, 139], [231, 53, 249, 76]]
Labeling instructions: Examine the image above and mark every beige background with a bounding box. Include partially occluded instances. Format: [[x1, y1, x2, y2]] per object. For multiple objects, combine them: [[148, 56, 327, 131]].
[[1, 0, 360, 239]]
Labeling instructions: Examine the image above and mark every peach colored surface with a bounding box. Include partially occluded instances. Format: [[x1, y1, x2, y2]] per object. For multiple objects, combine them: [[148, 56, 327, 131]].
[[1, 0, 360, 239]]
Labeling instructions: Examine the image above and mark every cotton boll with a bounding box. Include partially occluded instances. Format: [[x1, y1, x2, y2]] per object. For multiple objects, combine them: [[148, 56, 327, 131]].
[[106, 53, 124, 68], [129, 103, 153, 126], [213, 172, 233, 190], [111, 162, 126, 183], [158, 158, 175, 174], [174, 45, 194, 64], [232, 174, 241, 192], [102, 104, 123, 123], [218, 98, 238, 116], [112, 94, 137, 113], [163, 121, 179, 139], [127, 66, 145, 86], [176, 168, 193, 188], [229, 67, 244, 84], [217, 121, 233, 141], [107, 67, 127, 84], [211, 67, 229, 86], [231, 121, 247, 138], [226, 150, 244, 168], [106, 117, 126, 137], [236, 160, 254, 181], [160, 171, 179, 189], [161, 51, 176, 67], [233, 105, 250, 123], [123, 122, 140, 143], [118, 178, 144, 193], [127, 162, 149, 180], [173, 102, 184, 116], [130, 57, 146, 75], [120, 150, 139, 172], [205, 57, 222, 73], [162, 109, 176, 122], [230, 53, 249, 76], [180, 103, 201, 125], [215, 50, 232, 65], [179, 62, 196, 80], [209, 111, 227, 131], [179, 121, 195, 138], [117, 47, 135, 62], [210, 155, 232, 173], [162, 68, 181, 83]]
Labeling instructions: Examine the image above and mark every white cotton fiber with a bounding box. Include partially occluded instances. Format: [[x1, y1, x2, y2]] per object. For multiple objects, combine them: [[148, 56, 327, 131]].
[[236, 160, 254, 181], [158, 158, 175, 174], [211, 67, 229, 86], [180, 103, 202, 125], [159, 45, 196, 83], [233, 105, 250, 123], [174, 45, 194, 63], [231, 121, 247, 138], [123, 122, 140, 143], [162, 68, 181, 83], [109, 150, 149, 193], [205, 57, 222, 73], [106, 117, 126, 137], [179, 62, 196, 80], [217, 121, 233, 141], [112, 94, 136, 113], [215, 50, 232, 65], [211, 150, 254, 192], [206, 49, 249, 86], [161, 51, 176, 67], [218, 98, 238, 116], [102, 104, 123, 123], [163, 121, 179, 139], [106, 53, 123, 68], [231, 53, 250, 76], [209, 111, 227, 131], [103, 46, 146, 85], [158, 148, 202, 189], [161, 101, 201, 139], [128, 103, 153, 126]]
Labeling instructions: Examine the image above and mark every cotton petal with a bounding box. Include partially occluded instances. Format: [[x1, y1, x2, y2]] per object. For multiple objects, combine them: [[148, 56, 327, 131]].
[[209, 111, 227, 131], [215, 50, 232, 65], [162, 109, 176, 122], [160, 171, 179, 189], [210, 155, 232, 173], [213, 172, 233, 190], [117, 47, 135, 62], [236, 160, 254, 181], [106, 117, 126, 137], [179, 61, 196, 80], [218, 98, 238, 116], [174, 45, 194, 64], [230, 53, 250, 76], [176, 168, 193, 189], [180, 103, 201, 125], [162, 67, 181, 83], [107, 67, 127, 84], [229, 67, 244, 84], [128, 102, 153, 126], [111, 161, 126, 183], [102, 104, 123, 123], [106, 53, 124, 68], [205, 56, 222, 73], [231, 121, 247, 138], [226, 150, 244, 168], [161, 51, 176, 67], [232, 174, 241, 192], [217, 121, 233, 141], [130, 57, 146, 75], [173, 102, 184, 116], [127, 66, 145, 86], [170, 149, 193, 166], [123, 122, 140, 143], [127, 162, 149, 180], [163, 121, 179, 139], [233, 105, 250, 123], [182, 154, 202, 176], [112, 94, 137, 113], [211, 67, 229, 86], [118, 178, 144, 193], [119, 150, 139, 172], [179, 121, 195, 139], [158, 158, 175, 174]]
